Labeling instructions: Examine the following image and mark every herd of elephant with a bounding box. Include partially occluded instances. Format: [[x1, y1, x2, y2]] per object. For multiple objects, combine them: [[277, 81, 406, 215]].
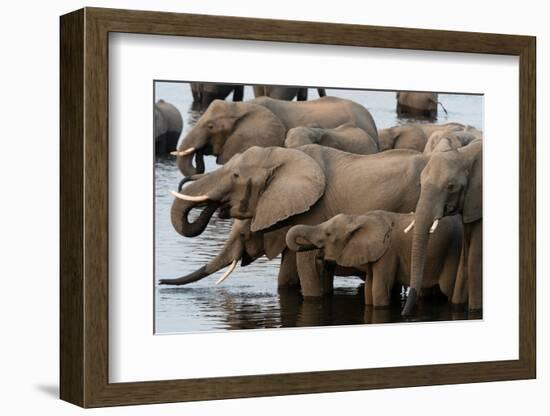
[[156, 83, 483, 317]]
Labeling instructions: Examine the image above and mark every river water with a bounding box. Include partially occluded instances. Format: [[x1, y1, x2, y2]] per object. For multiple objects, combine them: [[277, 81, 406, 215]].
[[154, 82, 483, 334]]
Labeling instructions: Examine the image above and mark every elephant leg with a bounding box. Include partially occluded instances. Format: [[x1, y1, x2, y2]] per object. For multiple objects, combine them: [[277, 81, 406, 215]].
[[371, 259, 397, 308], [297, 88, 308, 101], [451, 238, 469, 305], [439, 241, 462, 302], [277, 249, 300, 289], [233, 85, 244, 102], [466, 220, 483, 311], [296, 251, 323, 297], [364, 272, 374, 306]]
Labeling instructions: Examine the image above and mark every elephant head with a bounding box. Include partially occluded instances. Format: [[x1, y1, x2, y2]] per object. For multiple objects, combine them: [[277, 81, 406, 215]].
[[170, 146, 326, 237], [172, 100, 286, 176], [285, 212, 393, 268], [402, 140, 482, 315], [159, 219, 287, 286]]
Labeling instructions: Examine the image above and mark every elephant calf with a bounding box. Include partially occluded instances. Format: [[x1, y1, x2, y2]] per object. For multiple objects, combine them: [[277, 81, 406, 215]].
[[286, 211, 463, 308], [285, 124, 378, 155]]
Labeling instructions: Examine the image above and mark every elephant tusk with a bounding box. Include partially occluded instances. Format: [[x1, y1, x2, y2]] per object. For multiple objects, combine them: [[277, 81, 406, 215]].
[[170, 190, 210, 202], [170, 147, 196, 157], [404, 219, 415, 234], [429, 219, 440, 233], [215, 260, 238, 285]]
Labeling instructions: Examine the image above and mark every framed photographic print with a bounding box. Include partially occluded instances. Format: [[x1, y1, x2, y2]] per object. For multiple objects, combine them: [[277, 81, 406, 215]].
[[60, 7, 536, 408]]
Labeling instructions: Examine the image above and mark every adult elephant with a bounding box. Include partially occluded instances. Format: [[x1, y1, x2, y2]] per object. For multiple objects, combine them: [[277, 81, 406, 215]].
[[159, 219, 300, 288], [190, 83, 244, 109], [285, 124, 378, 155], [396, 92, 447, 120], [154, 99, 183, 155], [402, 140, 482, 315], [169, 145, 426, 296], [172, 97, 379, 176], [253, 85, 326, 101]]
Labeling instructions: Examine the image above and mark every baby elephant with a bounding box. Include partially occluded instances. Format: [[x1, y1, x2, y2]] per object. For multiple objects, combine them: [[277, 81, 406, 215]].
[[284, 123, 378, 155], [286, 211, 463, 308]]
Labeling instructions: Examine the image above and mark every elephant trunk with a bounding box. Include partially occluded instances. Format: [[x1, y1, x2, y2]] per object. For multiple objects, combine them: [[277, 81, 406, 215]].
[[176, 129, 208, 176], [402, 188, 442, 316], [159, 266, 208, 286], [286, 225, 320, 252], [171, 171, 227, 237]]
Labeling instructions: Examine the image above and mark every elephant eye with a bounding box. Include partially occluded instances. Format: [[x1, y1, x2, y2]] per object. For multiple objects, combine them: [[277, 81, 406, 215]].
[[447, 182, 458, 192], [207, 122, 214, 130], [233, 172, 239, 179]]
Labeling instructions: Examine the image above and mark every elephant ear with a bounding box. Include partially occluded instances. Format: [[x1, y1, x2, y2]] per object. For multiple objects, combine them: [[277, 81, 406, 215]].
[[251, 148, 326, 232], [462, 141, 482, 223], [263, 227, 288, 259], [220, 104, 286, 163], [338, 214, 392, 267]]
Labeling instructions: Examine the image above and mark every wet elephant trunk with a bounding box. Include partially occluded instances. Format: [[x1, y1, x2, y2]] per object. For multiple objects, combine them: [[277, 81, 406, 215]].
[[158, 266, 208, 286], [160, 228, 243, 286], [402, 189, 441, 316], [286, 225, 320, 252]]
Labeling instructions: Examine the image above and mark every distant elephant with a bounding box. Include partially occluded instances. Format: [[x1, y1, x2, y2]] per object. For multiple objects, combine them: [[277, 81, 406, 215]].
[[285, 123, 378, 155], [154, 99, 183, 155], [396, 92, 448, 120], [253, 85, 326, 101], [190, 83, 244, 109], [286, 211, 463, 308], [170, 145, 427, 297], [377, 124, 428, 152], [172, 97, 379, 176], [403, 140, 482, 315], [424, 129, 480, 154]]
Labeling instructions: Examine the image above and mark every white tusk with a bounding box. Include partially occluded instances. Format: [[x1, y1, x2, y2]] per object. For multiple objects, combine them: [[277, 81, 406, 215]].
[[404, 219, 415, 234], [170, 190, 209, 202], [429, 219, 440, 233], [215, 260, 238, 285], [170, 147, 196, 157]]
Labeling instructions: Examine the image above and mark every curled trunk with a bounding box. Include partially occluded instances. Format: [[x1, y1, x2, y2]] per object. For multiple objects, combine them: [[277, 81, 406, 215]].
[[286, 225, 320, 252], [170, 200, 219, 237]]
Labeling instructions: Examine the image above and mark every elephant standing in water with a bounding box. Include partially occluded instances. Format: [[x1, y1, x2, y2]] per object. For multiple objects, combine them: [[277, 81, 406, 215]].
[[285, 124, 378, 155], [154, 100, 183, 155], [403, 140, 482, 315], [169, 145, 427, 297], [396, 92, 447, 120], [159, 219, 300, 288], [286, 211, 463, 308], [190, 83, 244, 109], [253, 85, 326, 101], [172, 97, 379, 176]]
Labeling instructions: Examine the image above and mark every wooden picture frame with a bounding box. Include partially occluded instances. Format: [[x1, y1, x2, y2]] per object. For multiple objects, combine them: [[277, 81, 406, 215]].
[[60, 7, 536, 408]]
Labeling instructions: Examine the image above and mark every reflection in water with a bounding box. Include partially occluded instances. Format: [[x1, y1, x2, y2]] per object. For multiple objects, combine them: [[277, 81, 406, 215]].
[[154, 83, 483, 334]]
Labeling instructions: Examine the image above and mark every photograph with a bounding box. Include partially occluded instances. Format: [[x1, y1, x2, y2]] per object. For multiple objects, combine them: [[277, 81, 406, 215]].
[[154, 82, 483, 334]]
